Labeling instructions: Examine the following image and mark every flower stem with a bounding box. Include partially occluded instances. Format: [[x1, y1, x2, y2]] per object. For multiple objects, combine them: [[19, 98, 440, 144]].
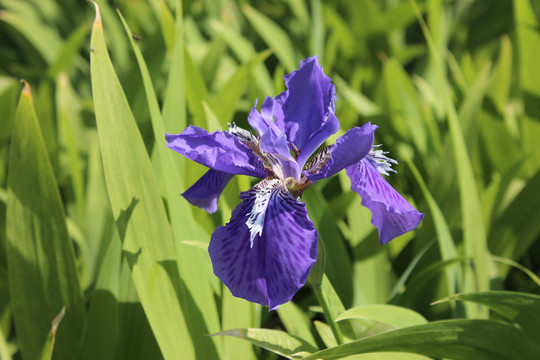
[[308, 236, 344, 345], [312, 282, 344, 345]]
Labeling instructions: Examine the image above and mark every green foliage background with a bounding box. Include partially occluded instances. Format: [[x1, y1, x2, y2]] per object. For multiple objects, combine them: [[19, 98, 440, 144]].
[[1, 0, 540, 359]]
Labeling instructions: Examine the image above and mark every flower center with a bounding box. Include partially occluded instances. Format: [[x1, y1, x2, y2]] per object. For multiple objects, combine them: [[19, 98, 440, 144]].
[[283, 177, 302, 198]]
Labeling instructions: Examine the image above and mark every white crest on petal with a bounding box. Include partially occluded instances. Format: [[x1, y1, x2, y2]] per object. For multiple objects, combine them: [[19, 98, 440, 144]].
[[246, 178, 282, 248], [366, 145, 398, 176], [228, 123, 258, 142]]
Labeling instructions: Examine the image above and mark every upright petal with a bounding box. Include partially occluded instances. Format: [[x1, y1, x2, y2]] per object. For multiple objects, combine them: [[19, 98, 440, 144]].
[[248, 97, 300, 179], [296, 112, 340, 170], [181, 169, 234, 213], [278, 56, 337, 149], [166, 125, 267, 178], [208, 179, 318, 310], [346, 159, 424, 245], [307, 122, 377, 181]]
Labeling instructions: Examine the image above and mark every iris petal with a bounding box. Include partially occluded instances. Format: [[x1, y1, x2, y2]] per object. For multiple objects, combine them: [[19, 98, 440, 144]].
[[307, 122, 376, 181], [166, 126, 267, 178], [181, 169, 234, 213], [208, 179, 318, 310], [346, 159, 424, 244], [277, 56, 336, 149], [248, 97, 299, 179], [296, 112, 340, 170]]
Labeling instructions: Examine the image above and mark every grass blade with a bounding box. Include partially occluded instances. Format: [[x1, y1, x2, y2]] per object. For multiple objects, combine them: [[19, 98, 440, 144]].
[[409, 0, 489, 314], [118, 11, 222, 357], [242, 4, 297, 72], [6, 82, 85, 360], [90, 4, 194, 358], [302, 319, 540, 360]]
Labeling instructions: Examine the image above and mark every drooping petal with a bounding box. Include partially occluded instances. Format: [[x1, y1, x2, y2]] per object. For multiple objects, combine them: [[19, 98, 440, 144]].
[[277, 56, 337, 149], [296, 112, 340, 170], [346, 159, 424, 245], [166, 125, 267, 178], [208, 179, 318, 310], [307, 122, 377, 181], [181, 169, 234, 213]]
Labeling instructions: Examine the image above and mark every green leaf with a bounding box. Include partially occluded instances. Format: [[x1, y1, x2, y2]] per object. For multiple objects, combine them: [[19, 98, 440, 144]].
[[487, 36, 512, 114], [488, 169, 540, 261], [159, 0, 175, 53], [162, 0, 186, 133], [0, 326, 12, 360], [56, 73, 85, 226], [242, 4, 297, 72], [304, 189, 353, 307], [209, 20, 274, 95], [515, 0, 540, 173], [342, 353, 430, 360], [90, 4, 194, 358], [278, 301, 318, 348], [381, 59, 429, 155], [200, 36, 227, 87], [336, 304, 427, 328], [334, 76, 381, 117], [212, 50, 271, 126], [118, 11, 222, 357], [0, 1, 62, 63], [410, 0, 489, 314], [39, 307, 65, 360], [310, 0, 324, 62], [301, 319, 540, 360], [6, 82, 85, 360], [47, 22, 92, 80], [183, 45, 211, 128], [404, 156, 460, 298], [213, 328, 318, 360], [313, 321, 337, 348], [81, 235, 121, 360], [514, 0, 540, 115], [220, 292, 258, 360], [435, 291, 540, 340]]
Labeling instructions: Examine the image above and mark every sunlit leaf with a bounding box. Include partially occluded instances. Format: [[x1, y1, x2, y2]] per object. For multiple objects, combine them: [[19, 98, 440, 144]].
[[302, 319, 540, 360], [90, 4, 194, 358], [213, 328, 317, 360], [7, 82, 85, 360]]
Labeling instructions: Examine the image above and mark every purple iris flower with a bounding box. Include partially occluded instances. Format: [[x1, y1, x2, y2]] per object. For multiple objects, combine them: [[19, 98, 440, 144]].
[[166, 56, 424, 310]]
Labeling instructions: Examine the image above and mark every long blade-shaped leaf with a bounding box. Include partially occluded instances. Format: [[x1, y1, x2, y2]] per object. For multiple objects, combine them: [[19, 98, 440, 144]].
[[434, 291, 540, 341], [213, 328, 318, 360], [242, 4, 297, 72], [90, 4, 193, 359], [6, 82, 85, 360], [301, 319, 540, 360], [409, 0, 489, 314], [118, 11, 222, 358], [336, 304, 427, 328]]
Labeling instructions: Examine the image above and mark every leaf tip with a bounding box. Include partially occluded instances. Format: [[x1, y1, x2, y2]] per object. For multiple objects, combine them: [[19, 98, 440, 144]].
[[20, 79, 32, 98], [51, 306, 66, 336], [90, 1, 102, 27]]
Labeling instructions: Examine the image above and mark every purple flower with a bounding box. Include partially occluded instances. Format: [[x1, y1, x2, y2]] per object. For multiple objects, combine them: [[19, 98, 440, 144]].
[[166, 56, 424, 310]]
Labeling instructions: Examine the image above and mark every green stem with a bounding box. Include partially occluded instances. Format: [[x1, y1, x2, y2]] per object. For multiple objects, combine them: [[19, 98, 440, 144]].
[[308, 236, 344, 345], [312, 283, 344, 345]]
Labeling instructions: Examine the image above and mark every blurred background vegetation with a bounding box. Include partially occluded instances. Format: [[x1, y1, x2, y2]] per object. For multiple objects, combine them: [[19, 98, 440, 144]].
[[1, 0, 540, 359]]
